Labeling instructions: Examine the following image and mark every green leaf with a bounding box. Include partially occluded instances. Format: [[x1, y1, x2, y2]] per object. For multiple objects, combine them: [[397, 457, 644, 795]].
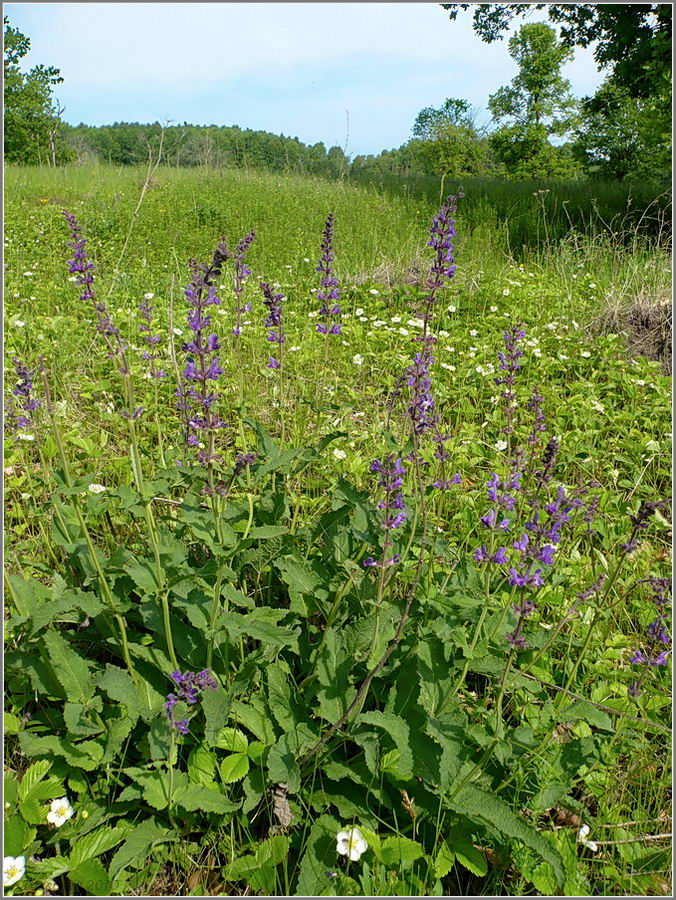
[[229, 697, 277, 745], [255, 834, 290, 867], [434, 841, 455, 879], [449, 785, 565, 887], [358, 711, 413, 778], [380, 836, 424, 865], [70, 825, 131, 867], [108, 818, 175, 879], [203, 685, 231, 747], [69, 858, 112, 895], [19, 732, 104, 771], [295, 814, 342, 896], [172, 772, 240, 814], [247, 525, 287, 540], [454, 841, 488, 877], [417, 636, 453, 716], [4, 711, 21, 734], [218, 609, 299, 651], [17, 760, 51, 801], [64, 700, 104, 736], [42, 630, 94, 703], [559, 701, 613, 732], [4, 816, 36, 856], [125, 556, 160, 594], [188, 745, 216, 785], [220, 753, 250, 783], [216, 727, 249, 753]]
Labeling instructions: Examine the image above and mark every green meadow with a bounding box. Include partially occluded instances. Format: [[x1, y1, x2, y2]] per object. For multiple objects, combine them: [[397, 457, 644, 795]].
[[4, 164, 672, 897]]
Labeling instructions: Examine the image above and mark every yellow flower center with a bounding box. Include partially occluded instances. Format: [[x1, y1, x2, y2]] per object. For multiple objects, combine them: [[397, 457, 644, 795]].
[[6, 865, 20, 878]]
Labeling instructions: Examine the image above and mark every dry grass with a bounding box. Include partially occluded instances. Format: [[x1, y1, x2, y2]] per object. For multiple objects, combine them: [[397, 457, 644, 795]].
[[592, 285, 673, 374]]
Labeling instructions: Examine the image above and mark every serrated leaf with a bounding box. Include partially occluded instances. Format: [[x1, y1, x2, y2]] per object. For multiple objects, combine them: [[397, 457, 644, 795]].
[[229, 697, 277, 745], [454, 841, 488, 877], [18, 760, 51, 801], [358, 711, 413, 778], [203, 685, 231, 747], [108, 817, 175, 879], [188, 745, 216, 785], [380, 836, 424, 865], [220, 753, 250, 783], [4, 816, 36, 856], [216, 727, 249, 752], [449, 784, 565, 887], [97, 664, 162, 722], [255, 834, 290, 867], [247, 525, 287, 539], [172, 772, 240, 814], [69, 858, 112, 895], [434, 840, 455, 879], [70, 825, 131, 867], [19, 732, 103, 771], [295, 814, 342, 896], [42, 630, 94, 703], [218, 609, 298, 650], [559, 701, 613, 732]]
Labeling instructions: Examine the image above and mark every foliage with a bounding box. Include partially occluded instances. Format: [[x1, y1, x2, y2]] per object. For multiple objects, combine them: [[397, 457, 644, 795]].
[[573, 77, 672, 182], [3, 163, 672, 897], [3, 16, 65, 165], [487, 24, 579, 179], [442, 3, 672, 98]]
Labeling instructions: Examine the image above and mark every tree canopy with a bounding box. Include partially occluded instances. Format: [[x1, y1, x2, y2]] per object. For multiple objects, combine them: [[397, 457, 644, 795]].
[[3, 16, 64, 163], [441, 4, 671, 97]]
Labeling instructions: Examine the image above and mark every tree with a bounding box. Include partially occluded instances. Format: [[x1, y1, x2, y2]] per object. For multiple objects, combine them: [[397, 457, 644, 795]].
[[442, 4, 671, 99], [4, 16, 64, 163], [487, 23, 578, 178], [410, 98, 495, 177], [572, 79, 671, 182]]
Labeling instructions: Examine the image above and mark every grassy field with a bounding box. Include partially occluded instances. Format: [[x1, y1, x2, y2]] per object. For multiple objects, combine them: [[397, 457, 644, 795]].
[[4, 164, 672, 897]]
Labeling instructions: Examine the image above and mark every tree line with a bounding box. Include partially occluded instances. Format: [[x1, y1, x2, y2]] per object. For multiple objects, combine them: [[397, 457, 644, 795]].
[[4, 6, 671, 183]]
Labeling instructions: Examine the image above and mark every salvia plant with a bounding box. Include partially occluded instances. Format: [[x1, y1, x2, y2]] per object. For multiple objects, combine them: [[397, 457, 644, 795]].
[[3, 196, 671, 899]]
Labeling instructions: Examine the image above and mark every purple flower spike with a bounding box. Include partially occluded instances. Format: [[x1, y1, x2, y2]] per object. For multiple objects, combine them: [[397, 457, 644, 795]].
[[260, 282, 285, 370], [316, 213, 342, 335], [165, 669, 218, 733]]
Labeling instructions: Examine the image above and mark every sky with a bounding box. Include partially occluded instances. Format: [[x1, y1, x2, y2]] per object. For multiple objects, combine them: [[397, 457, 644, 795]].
[[6, 2, 605, 157]]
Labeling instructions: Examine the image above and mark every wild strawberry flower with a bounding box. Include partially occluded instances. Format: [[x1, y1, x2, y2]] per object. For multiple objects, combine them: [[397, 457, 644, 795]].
[[88, 483, 106, 494], [577, 824, 599, 853], [336, 827, 368, 861], [47, 796, 75, 827], [4, 855, 25, 887]]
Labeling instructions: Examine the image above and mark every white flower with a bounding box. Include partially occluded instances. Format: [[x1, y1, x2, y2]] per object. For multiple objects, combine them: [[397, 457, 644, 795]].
[[47, 797, 74, 827], [143, 292, 155, 300], [494, 440, 508, 451], [368, 288, 379, 295], [336, 827, 368, 862], [14, 320, 26, 328], [577, 824, 599, 853], [284, 265, 292, 270], [4, 466, 15, 476], [289, 346, 301, 352], [590, 400, 605, 413], [88, 483, 106, 494], [489, 305, 498, 312], [391, 316, 401, 323], [572, 320, 580, 329], [408, 318, 425, 329], [4, 855, 25, 887], [447, 305, 456, 313], [588, 282, 597, 289], [398, 328, 409, 336], [303, 257, 310, 263], [438, 329, 449, 337], [359, 316, 369, 322], [172, 327, 183, 336], [355, 308, 364, 316], [440, 363, 456, 372], [469, 346, 478, 353], [580, 351, 591, 358], [23, 271, 34, 277], [373, 320, 387, 328], [21, 492, 31, 501], [17, 433, 35, 441], [635, 379, 646, 386], [307, 311, 318, 318], [333, 448, 347, 460], [545, 322, 557, 331], [558, 353, 569, 360], [532, 348, 542, 357], [469, 329, 478, 337], [502, 288, 510, 296], [352, 354, 364, 366]]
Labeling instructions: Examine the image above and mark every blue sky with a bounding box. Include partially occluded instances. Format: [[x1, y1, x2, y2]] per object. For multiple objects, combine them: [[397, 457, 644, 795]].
[[6, 2, 605, 156]]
